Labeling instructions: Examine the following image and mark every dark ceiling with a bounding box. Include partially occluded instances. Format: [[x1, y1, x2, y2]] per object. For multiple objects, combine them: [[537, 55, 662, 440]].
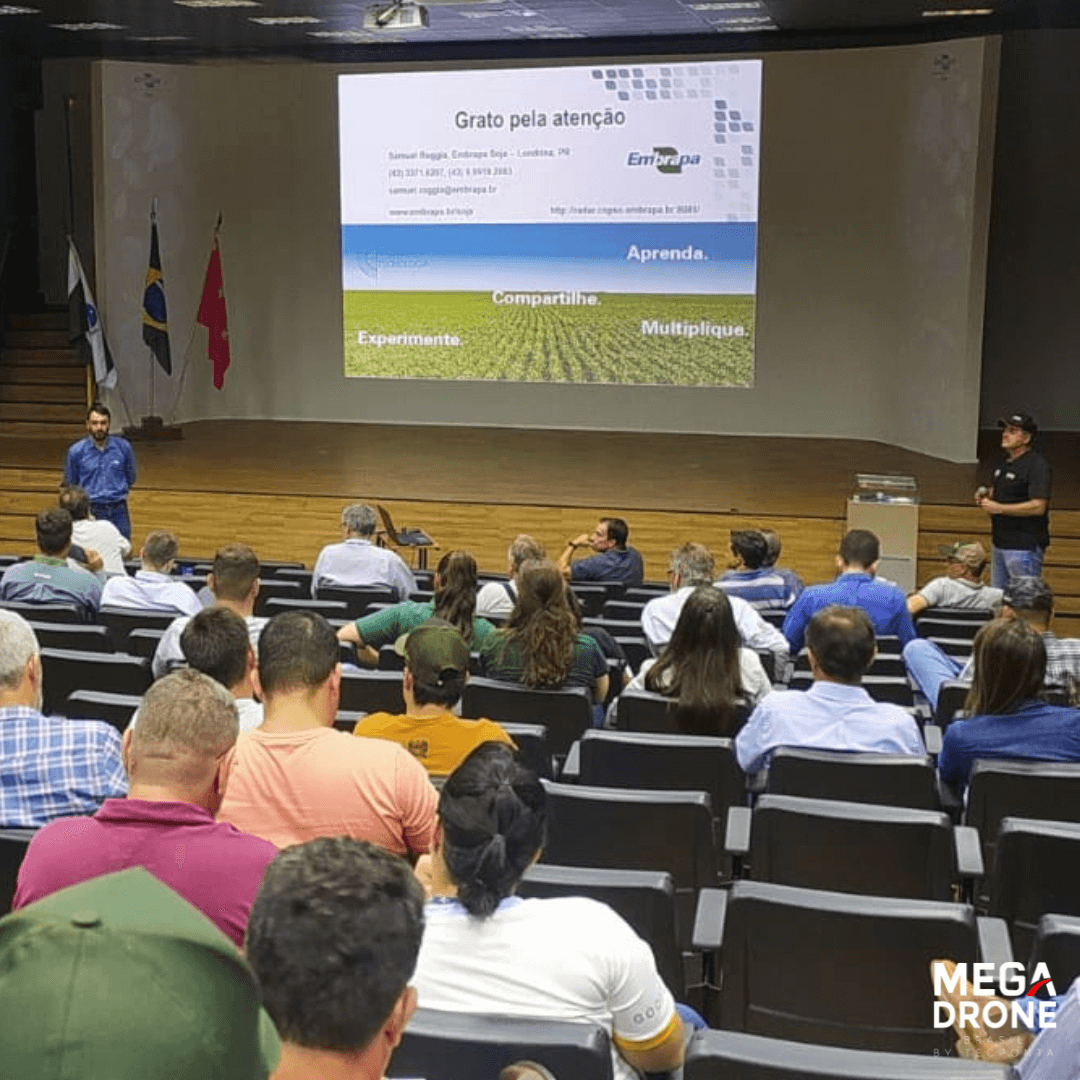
[[0, 0, 1077, 62]]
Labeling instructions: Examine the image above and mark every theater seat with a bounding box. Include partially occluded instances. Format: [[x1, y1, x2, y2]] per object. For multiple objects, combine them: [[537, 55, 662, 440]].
[[1028, 913, 1080, 991], [386, 1009, 613, 1080], [461, 678, 592, 759], [338, 669, 405, 714], [39, 649, 151, 717], [0, 600, 83, 624], [97, 607, 183, 651], [496, 721, 553, 781], [0, 829, 35, 914], [614, 686, 752, 736], [65, 690, 142, 733], [313, 584, 399, 620], [27, 621, 113, 653], [252, 578, 302, 616]]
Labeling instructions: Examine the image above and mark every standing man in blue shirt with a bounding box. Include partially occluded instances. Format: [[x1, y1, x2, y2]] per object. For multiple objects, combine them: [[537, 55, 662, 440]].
[[782, 528, 916, 654], [63, 402, 136, 540], [557, 516, 644, 586]]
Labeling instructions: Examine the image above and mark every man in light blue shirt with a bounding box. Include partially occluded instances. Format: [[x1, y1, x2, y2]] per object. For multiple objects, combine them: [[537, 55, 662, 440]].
[[782, 529, 916, 654], [735, 605, 924, 774], [312, 503, 417, 601], [63, 403, 136, 540]]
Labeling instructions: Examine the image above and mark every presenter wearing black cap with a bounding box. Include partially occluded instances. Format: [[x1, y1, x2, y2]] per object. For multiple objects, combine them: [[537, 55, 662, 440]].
[[975, 412, 1052, 588]]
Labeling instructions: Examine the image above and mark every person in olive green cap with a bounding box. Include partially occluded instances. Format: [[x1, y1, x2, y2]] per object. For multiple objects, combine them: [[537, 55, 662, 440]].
[[0, 866, 279, 1079]]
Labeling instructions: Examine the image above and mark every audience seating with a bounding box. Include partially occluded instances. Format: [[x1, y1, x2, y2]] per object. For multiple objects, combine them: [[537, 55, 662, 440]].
[[378, 643, 405, 671], [519, 863, 683, 997], [600, 599, 646, 621], [765, 748, 940, 810], [917, 609, 993, 639], [387, 1009, 613, 1080], [577, 729, 744, 823], [0, 600, 83, 624], [252, 578, 303, 616], [614, 635, 650, 672], [65, 690, 141, 733], [333, 710, 363, 733], [126, 627, 167, 660], [965, 759, 1080, 869], [694, 880, 1010, 1052], [614, 686, 752, 735], [1028, 913, 1080, 990], [97, 607, 181, 651], [0, 829, 35, 914], [313, 584, 399, 620], [582, 616, 646, 641], [27, 621, 113, 653], [725, 794, 982, 901], [927, 637, 976, 658], [624, 585, 668, 602], [571, 583, 623, 617], [338, 670, 405, 714], [935, 680, 971, 726], [461, 678, 592, 759], [263, 597, 348, 621], [40, 649, 151, 717], [988, 817, 1080, 959], [758, 609, 786, 629], [684, 1029, 1016, 1079], [497, 721, 553, 781], [787, 671, 914, 707]]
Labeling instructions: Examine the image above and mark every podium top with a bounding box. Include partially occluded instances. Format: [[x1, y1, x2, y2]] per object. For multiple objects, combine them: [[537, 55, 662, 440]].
[[850, 473, 919, 504]]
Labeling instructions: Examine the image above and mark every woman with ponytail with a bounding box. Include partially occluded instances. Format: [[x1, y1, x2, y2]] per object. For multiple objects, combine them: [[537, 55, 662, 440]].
[[412, 742, 687, 1079]]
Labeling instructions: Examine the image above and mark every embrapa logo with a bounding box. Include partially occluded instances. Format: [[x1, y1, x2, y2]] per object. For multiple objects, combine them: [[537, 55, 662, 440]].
[[626, 146, 701, 174], [933, 961, 1058, 1030]]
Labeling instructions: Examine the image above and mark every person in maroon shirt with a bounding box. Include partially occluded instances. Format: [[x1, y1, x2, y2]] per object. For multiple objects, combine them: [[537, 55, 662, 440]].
[[13, 667, 277, 947]]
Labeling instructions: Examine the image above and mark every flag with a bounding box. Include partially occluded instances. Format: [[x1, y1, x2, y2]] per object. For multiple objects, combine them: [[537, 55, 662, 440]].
[[197, 239, 230, 390], [141, 219, 172, 374], [67, 238, 116, 390]]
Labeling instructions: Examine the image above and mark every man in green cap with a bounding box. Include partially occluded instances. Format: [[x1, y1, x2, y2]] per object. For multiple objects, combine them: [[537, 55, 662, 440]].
[[0, 866, 279, 1078]]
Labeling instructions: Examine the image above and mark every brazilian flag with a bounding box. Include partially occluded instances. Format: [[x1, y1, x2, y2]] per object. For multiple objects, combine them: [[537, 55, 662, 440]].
[[142, 220, 172, 375]]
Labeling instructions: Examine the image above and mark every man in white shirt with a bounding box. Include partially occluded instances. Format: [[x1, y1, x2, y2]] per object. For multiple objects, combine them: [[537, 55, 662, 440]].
[[475, 534, 546, 621], [180, 607, 264, 733], [152, 543, 265, 678], [312, 503, 416, 600], [59, 484, 131, 578], [101, 531, 201, 617], [907, 541, 1003, 617], [735, 605, 924, 774], [642, 541, 789, 669]]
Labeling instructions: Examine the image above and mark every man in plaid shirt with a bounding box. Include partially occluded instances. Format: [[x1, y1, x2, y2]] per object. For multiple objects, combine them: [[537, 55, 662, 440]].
[[0, 610, 126, 826]]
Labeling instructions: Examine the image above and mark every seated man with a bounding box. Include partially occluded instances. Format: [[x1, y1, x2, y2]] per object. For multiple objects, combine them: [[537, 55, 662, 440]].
[[0, 868, 279, 1079], [735, 605, 925, 775], [907, 541, 1003, 617], [59, 483, 131, 578], [152, 542, 265, 678], [354, 620, 512, 776], [642, 542, 789, 668], [182, 607, 264, 733], [782, 529, 916, 654], [716, 528, 800, 610], [557, 516, 644, 586], [904, 576, 1080, 710], [101, 530, 201, 617], [217, 610, 437, 855], [475, 534, 546, 621], [0, 507, 102, 621], [245, 837, 425, 1080], [312, 503, 416, 600], [0, 610, 126, 825], [13, 668, 277, 948]]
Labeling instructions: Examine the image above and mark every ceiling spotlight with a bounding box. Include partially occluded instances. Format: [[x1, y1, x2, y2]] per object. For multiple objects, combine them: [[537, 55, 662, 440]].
[[250, 14, 322, 23], [0, 5, 40, 14], [362, 2, 429, 31], [51, 21, 125, 30], [174, 0, 259, 7], [922, 6, 993, 14]]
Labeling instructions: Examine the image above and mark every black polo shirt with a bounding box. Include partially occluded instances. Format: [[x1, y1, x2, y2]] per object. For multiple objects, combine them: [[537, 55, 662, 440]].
[[990, 448, 1052, 550]]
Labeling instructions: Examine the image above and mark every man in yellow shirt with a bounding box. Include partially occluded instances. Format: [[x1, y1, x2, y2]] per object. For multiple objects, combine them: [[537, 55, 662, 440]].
[[354, 620, 512, 777]]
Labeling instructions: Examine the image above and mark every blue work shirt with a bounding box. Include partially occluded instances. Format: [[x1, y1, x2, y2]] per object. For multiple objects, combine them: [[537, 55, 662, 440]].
[[570, 546, 644, 586], [63, 435, 137, 504], [782, 572, 916, 653]]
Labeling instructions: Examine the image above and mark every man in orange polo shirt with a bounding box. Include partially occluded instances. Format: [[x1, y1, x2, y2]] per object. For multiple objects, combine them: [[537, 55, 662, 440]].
[[354, 620, 512, 777]]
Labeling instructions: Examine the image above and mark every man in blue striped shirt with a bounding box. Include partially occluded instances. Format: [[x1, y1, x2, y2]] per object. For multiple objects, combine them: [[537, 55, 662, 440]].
[[0, 610, 126, 826]]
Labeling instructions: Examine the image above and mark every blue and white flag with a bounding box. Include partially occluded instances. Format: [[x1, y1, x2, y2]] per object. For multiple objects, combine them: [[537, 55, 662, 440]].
[[67, 237, 116, 390]]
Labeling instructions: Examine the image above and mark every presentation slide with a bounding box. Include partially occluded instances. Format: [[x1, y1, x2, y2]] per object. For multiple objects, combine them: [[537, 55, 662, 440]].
[[339, 60, 762, 386]]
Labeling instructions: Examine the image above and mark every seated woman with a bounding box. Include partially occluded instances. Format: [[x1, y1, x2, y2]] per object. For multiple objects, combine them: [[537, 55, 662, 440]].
[[338, 549, 495, 666], [412, 742, 687, 1080], [938, 618, 1080, 795], [617, 584, 771, 735], [478, 561, 609, 705]]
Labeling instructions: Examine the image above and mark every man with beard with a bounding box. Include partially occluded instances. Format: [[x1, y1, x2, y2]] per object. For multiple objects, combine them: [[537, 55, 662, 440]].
[[63, 402, 137, 539]]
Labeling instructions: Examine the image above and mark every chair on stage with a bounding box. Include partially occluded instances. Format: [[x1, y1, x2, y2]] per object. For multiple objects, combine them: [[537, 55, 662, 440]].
[[376, 505, 437, 570]]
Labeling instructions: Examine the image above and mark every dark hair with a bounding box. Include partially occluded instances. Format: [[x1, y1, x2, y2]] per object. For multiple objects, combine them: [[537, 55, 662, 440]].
[[180, 606, 251, 690], [645, 585, 746, 736], [497, 561, 576, 688], [805, 605, 875, 682], [258, 610, 338, 697], [433, 550, 479, 642], [760, 529, 782, 569], [87, 402, 110, 421], [245, 837, 425, 1052], [142, 530, 179, 570], [839, 529, 880, 569], [600, 517, 628, 548], [58, 484, 91, 522], [210, 543, 260, 602], [965, 618, 1046, 717], [35, 507, 72, 556], [730, 529, 768, 571], [439, 742, 547, 918]]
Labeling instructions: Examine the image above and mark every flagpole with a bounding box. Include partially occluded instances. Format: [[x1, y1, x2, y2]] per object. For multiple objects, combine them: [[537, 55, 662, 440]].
[[148, 198, 157, 421], [166, 213, 222, 423]]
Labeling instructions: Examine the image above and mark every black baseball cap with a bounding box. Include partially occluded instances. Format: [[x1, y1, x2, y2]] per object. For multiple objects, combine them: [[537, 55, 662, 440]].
[[997, 412, 1038, 436]]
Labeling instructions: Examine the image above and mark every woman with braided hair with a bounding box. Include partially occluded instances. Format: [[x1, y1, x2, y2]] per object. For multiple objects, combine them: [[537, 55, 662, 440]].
[[411, 742, 688, 1079]]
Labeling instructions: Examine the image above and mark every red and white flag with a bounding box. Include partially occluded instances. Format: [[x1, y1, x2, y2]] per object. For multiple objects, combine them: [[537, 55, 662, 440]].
[[197, 238, 230, 389]]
